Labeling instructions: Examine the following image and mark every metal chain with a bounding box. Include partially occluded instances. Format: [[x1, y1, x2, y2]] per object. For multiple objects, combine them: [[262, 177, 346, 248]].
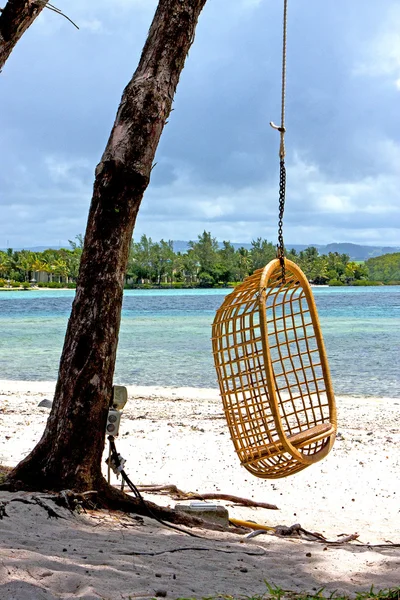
[[277, 159, 286, 282], [270, 0, 288, 284]]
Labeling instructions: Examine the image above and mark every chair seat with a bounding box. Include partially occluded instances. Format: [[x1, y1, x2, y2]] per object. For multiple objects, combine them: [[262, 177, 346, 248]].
[[287, 422, 335, 448], [242, 422, 335, 465]]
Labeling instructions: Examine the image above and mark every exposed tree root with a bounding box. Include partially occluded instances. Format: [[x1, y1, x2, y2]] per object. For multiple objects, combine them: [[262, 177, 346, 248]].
[[97, 480, 230, 532], [245, 523, 361, 544], [0, 464, 13, 485], [0, 494, 66, 519], [136, 484, 279, 510], [120, 546, 267, 557], [0, 501, 8, 518], [11, 495, 66, 519], [0, 476, 42, 493], [0, 475, 233, 533]]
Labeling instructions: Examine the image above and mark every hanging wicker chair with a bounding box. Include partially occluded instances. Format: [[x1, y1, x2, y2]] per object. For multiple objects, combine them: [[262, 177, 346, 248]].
[[212, 258, 337, 479]]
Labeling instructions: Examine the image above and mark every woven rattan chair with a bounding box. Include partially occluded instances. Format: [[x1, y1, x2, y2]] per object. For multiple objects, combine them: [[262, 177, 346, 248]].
[[212, 258, 337, 479]]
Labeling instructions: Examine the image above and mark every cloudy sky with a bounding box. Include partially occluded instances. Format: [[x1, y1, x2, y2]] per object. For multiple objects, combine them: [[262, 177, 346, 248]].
[[1, 0, 399, 248]]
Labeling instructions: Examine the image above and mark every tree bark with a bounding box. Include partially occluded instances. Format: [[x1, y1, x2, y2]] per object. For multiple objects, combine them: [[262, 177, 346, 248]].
[[0, 0, 48, 71], [5, 0, 207, 495]]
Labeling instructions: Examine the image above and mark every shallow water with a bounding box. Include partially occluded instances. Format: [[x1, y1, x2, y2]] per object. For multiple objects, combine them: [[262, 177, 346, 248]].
[[0, 286, 399, 397]]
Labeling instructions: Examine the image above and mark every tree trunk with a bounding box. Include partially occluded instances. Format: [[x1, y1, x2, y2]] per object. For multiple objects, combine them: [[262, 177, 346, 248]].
[[0, 0, 48, 71], [5, 0, 207, 493]]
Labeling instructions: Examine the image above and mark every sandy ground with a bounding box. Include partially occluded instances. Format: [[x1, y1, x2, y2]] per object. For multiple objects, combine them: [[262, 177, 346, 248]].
[[0, 380, 399, 599]]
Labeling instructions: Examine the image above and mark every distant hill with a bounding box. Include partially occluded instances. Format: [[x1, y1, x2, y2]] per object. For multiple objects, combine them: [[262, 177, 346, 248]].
[[0, 245, 64, 252], [172, 240, 400, 261], [2, 241, 399, 262], [317, 243, 400, 261]]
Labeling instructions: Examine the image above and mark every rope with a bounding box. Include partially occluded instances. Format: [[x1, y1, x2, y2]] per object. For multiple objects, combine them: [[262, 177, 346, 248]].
[[280, 0, 288, 155], [270, 0, 288, 282]]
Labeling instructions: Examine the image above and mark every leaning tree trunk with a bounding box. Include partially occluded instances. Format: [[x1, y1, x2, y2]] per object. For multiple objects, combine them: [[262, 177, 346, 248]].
[[0, 0, 48, 71], [6, 0, 207, 493]]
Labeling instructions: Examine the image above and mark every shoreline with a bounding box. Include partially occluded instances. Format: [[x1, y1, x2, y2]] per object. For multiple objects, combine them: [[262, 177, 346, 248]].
[[0, 378, 399, 402], [0, 380, 399, 597], [1, 282, 398, 292]]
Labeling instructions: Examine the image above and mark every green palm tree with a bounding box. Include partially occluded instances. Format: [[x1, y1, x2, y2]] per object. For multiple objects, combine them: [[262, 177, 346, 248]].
[[52, 259, 68, 283], [31, 258, 49, 284], [237, 247, 251, 281], [16, 250, 36, 282], [0, 252, 11, 279]]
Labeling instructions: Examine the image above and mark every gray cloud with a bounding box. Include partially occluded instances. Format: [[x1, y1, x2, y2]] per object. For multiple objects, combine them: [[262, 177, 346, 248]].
[[0, 0, 399, 248]]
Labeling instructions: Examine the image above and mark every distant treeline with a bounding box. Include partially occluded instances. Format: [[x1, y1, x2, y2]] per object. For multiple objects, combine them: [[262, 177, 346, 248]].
[[1, 232, 399, 288]]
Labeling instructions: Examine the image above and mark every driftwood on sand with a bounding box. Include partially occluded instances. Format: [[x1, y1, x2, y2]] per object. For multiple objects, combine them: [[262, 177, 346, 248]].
[[135, 484, 279, 510]]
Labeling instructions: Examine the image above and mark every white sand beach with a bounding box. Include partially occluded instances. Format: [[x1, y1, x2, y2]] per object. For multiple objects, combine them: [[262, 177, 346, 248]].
[[0, 380, 399, 599]]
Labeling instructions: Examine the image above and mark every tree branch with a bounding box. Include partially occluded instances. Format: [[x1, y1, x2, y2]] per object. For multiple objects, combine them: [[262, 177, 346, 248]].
[[0, 0, 77, 72], [0, 0, 47, 70]]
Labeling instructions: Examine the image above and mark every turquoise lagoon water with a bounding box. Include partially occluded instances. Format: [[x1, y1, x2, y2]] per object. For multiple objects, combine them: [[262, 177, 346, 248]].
[[0, 286, 399, 397]]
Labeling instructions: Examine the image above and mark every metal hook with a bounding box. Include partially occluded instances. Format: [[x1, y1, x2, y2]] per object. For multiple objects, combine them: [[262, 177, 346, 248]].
[[270, 121, 286, 134]]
